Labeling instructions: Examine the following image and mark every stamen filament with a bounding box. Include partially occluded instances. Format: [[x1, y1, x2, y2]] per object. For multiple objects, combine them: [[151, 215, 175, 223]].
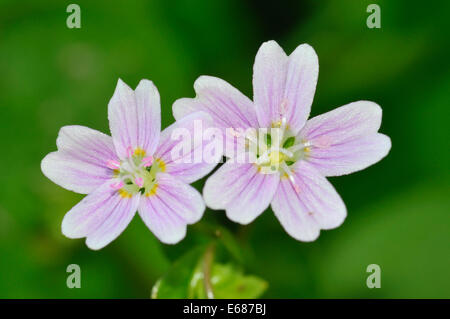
[[141, 156, 153, 167], [110, 181, 124, 190], [280, 162, 300, 194], [287, 141, 311, 153], [106, 159, 120, 170], [278, 148, 293, 158], [135, 177, 144, 188], [126, 146, 134, 158]]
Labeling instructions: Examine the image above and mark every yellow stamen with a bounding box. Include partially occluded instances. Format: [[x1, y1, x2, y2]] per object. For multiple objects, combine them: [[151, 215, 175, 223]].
[[118, 189, 132, 198], [156, 158, 166, 172], [145, 184, 158, 197], [271, 121, 289, 129], [134, 148, 146, 157], [271, 121, 282, 128], [268, 151, 286, 165], [281, 168, 295, 179], [112, 169, 120, 177]]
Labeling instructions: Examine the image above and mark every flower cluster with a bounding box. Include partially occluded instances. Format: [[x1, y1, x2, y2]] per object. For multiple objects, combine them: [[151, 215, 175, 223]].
[[41, 41, 391, 249]]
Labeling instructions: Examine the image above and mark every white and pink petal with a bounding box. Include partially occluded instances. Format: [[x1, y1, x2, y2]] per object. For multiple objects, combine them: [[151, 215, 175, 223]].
[[253, 41, 319, 133], [306, 133, 391, 176], [154, 111, 222, 184], [253, 40, 288, 128], [41, 125, 117, 194], [173, 76, 258, 130], [108, 79, 161, 159], [300, 101, 391, 176], [61, 181, 140, 250], [283, 43, 319, 134], [301, 101, 383, 143], [203, 161, 280, 224], [271, 161, 347, 241], [138, 173, 205, 244]]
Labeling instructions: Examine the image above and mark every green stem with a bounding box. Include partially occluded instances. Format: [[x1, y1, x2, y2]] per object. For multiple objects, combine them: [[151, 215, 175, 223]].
[[202, 243, 216, 299]]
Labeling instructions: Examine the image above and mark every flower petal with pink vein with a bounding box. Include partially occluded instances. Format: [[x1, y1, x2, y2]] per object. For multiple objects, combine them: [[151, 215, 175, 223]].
[[108, 79, 161, 159], [173, 76, 258, 158], [300, 101, 391, 176], [173, 76, 258, 130], [253, 41, 319, 133], [41, 125, 117, 194], [271, 161, 346, 242], [203, 161, 280, 224], [306, 133, 391, 176], [283, 43, 319, 133], [138, 173, 205, 244], [61, 181, 140, 250], [154, 111, 222, 184], [253, 40, 288, 128]]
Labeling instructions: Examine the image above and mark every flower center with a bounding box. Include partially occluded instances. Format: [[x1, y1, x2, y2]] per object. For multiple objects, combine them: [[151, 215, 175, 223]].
[[106, 147, 165, 197], [254, 128, 309, 175], [244, 102, 312, 193], [268, 150, 286, 165]]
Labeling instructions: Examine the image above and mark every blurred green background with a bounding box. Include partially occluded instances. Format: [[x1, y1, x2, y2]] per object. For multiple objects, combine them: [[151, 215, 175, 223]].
[[0, 0, 449, 298]]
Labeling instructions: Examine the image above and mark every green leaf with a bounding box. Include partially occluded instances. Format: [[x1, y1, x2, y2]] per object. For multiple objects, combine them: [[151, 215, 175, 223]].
[[151, 246, 205, 299], [152, 245, 268, 299], [211, 264, 268, 299], [192, 222, 249, 265], [282, 136, 295, 148]]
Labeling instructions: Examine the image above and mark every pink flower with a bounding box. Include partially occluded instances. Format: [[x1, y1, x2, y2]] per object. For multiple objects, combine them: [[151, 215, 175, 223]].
[[173, 41, 391, 241], [41, 79, 216, 249]]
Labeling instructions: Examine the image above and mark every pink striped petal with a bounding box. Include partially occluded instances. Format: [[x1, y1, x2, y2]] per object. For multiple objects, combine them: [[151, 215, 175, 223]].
[[203, 161, 280, 224], [271, 161, 346, 242], [61, 181, 140, 250], [300, 101, 391, 176], [253, 41, 319, 133], [173, 76, 258, 130], [253, 41, 288, 128], [41, 125, 117, 194], [108, 79, 161, 159], [154, 111, 222, 184], [306, 133, 391, 176], [138, 173, 205, 244], [283, 43, 319, 134], [173, 76, 258, 158]]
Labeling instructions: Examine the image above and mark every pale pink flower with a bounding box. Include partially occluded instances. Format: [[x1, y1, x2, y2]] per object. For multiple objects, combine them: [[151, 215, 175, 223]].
[[42, 79, 216, 249], [173, 41, 391, 241]]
